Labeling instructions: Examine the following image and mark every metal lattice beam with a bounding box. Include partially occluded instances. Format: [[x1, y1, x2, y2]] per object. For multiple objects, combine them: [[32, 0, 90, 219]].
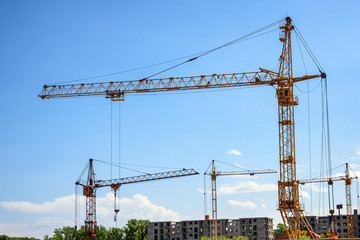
[[39, 72, 319, 101], [77, 168, 199, 188]]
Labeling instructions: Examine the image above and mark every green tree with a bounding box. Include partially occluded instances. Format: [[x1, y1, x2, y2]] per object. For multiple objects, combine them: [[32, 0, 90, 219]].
[[200, 236, 247, 240], [0, 236, 39, 240], [232, 237, 248, 240], [96, 225, 108, 240], [43, 226, 84, 240], [107, 227, 124, 240], [60, 226, 78, 240], [273, 223, 286, 238], [52, 228, 64, 240], [43, 219, 149, 240], [122, 219, 149, 240]]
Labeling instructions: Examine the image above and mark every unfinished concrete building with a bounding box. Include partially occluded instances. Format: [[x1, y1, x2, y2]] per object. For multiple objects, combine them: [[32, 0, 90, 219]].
[[289, 211, 360, 238], [148, 217, 274, 240], [301, 213, 360, 238]]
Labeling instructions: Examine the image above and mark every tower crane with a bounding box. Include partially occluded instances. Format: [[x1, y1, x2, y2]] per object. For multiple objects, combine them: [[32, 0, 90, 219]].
[[299, 163, 358, 237], [204, 160, 276, 238], [39, 17, 326, 239], [76, 159, 199, 240]]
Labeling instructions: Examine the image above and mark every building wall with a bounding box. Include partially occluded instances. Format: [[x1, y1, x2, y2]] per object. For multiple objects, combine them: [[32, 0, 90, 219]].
[[148, 217, 274, 240], [294, 213, 360, 238]]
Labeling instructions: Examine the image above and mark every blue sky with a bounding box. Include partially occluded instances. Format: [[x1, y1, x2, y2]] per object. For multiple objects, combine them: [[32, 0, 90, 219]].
[[1, 0, 360, 238]]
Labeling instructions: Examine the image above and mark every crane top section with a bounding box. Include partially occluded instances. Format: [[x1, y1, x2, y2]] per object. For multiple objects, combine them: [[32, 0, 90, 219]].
[[205, 169, 277, 176], [76, 168, 199, 188]]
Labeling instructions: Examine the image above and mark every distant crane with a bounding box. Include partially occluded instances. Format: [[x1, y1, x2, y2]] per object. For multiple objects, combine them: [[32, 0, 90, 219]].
[[76, 158, 199, 240], [39, 17, 326, 239], [299, 163, 358, 237], [204, 160, 277, 238]]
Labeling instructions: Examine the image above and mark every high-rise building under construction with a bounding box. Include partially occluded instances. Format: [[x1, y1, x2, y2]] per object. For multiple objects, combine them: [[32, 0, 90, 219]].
[[148, 217, 274, 240]]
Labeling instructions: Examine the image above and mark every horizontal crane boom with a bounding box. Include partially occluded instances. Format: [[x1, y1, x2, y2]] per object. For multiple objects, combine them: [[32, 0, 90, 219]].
[[76, 168, 199, 188], [205, 169, 277, 176], [39, 70, 320, 101], [299, 175, 358, 184]]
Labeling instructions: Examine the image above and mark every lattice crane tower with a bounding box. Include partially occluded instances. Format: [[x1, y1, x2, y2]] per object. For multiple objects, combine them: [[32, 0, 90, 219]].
[[299, 163, 358, 237], [204, 160, 277, 238], [76, 159, 199, 240]]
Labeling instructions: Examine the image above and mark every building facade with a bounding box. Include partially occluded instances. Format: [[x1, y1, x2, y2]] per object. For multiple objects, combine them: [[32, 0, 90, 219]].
[[301, 213, 360, 238], [148, 217, 274, 240]]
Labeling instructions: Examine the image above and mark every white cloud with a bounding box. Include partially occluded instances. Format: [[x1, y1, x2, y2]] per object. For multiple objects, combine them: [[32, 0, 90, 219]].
[[333, 170, 360, 179], [227, 149, 243, 156], [218, 181, 277, 195], [302, 184, 328, 193], [227, 200, 256, 209], [0, 218, 74, 238], [0, 195, 74, 214], [0, 193, 179, 238], [351, 171, 360, 178], [117, 193, 179, 221], [355, 147, 360, 156], [234, 163, 243, 168], [260, 203, 267, 209], [349, 163, 360, 170], [348, 145, 360, 160], [197, 188, 205, 194], [299, 189, 311, 199]]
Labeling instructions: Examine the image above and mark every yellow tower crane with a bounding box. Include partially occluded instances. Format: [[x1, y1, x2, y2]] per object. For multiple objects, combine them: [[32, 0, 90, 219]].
[[299, 163, 358, 237], [39, 17, 326, 239], [204, 160, 276, 238], [77, 159, 199, 240]]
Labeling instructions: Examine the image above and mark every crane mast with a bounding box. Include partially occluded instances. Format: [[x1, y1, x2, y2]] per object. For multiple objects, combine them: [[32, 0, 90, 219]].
[[210, 161, 217, 239], [204, 160, 277, 239], [76, 159, 199, 240], [345, 163, 354, 238], [276, 17, 315, 239], [39, 17, 326, 239], [83, 159, 96, 239]]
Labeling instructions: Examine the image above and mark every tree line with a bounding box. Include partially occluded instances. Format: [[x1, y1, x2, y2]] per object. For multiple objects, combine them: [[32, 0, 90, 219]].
[[1, 219, 253, 240], [1, 219, 149, 240]]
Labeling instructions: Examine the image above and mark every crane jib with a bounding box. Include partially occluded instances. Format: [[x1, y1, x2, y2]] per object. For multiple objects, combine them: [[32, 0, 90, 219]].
[[38, 72, 320, 100], [78, 168, 199, 189]]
